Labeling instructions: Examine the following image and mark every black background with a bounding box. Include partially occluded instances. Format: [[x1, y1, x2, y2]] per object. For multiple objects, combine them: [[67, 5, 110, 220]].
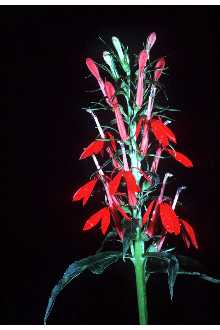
[[3, 5, 220, 325]]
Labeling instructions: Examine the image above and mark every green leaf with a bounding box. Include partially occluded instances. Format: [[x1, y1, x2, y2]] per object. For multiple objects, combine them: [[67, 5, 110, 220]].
[[122, 220, 137, 260], [167, 255, 179, 300], [96, 229, 119, 253], [44, 251, 122, 324], [178, 272, 220, 284]]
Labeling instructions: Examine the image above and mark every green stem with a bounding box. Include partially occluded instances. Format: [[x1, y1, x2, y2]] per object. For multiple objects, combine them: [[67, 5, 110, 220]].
[[134, 236, 148, 325]]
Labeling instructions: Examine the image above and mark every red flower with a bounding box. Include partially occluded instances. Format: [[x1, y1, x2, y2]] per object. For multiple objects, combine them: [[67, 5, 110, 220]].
[[136, 49, 148, 108], [109, 170, 140, 207], [83, 207, 111, 235], [180, 219, 198, 249], [154, 57, 165, 81], [79, 140, 105, 160], [151, 119, 177, 147], [166, 148, 193, 168], [142, 200, 155, 226], [159, 202, 181, 235], [104, 81, 128, 142], [72, 178, 98, 206]]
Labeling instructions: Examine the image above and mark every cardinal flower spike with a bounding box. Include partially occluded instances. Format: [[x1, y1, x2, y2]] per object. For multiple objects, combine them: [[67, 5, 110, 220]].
[[44, 33, 220, 325]]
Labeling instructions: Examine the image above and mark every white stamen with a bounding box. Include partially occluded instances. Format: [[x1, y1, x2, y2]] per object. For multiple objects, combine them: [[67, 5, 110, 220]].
[[172, 186, 187, 210], [118, 141, 129, 171], [88, 110, 105, 139]]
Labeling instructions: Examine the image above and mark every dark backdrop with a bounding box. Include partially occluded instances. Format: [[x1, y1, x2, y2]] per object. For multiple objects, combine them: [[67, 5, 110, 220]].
[[3, 5, 220, 325]]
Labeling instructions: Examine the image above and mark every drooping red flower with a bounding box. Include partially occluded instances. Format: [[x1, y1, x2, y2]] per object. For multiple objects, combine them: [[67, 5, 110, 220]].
[[136, 49, 148, 108], [180, 219, 199, 249], [159, 202, 181, 235], [104, 81, 128, 142], [83, 207, 111, 235], [151, 119, 177, 146], [142, 200, 156, 226], [166, 148, 193, 168], [109, 170, 140, 207], [154, 57, 165, 81], [72, 178, 98, 206], [79, 140, 105, 160]]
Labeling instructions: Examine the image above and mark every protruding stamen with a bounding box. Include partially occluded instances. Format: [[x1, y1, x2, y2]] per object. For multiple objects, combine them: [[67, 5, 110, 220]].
[[92, 154, 113, 206], [146, 85, 156, 120], [87, 110, 105, 139], [172, 186, 187, 210], [118, 141, 129, 171], [159, 172, 173, 203]]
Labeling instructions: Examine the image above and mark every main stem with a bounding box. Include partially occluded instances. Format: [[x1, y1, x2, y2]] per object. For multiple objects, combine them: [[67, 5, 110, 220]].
[[134, 235, 148, 325]]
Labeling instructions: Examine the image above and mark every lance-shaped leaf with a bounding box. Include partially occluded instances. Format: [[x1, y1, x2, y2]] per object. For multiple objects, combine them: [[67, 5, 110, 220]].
[[72, 178, 98, 206], [83, 207, 111, 235], [112, 36, 130, 74], [122, 220, 137, 260], [167, 255, 179, 300], [103, 51, 119, 80], [166, 148, 193, 168], [159, 202, 181, 235], [154, 57, 166, 81], [44, 251, 122, 324], [79, 140, 104, 160], [180, 219, 199, 249]]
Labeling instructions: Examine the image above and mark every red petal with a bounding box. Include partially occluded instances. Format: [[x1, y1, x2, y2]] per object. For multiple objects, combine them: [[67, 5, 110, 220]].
[[110, 207, 124, 240], [182, 231, 191, 249], [83, 208, 104, 231], [79, 140, 104, 160], [86, 58, 101, 82], [101, 207, 111, 235], [159, 202, 181, 235], [136, 117, 144, 139], [109, 170, 123, 195], [105, 131, 117, 152], [115, 205, 130, 221], [166, 149, 193, 168], [124, 171, 140, 193], [104, 81, 118, 108], [142, 200, 155, 225], [114, 105, 128, 141], [72, 178, 98, 206], [181, 219, 199, 249], [138, 49, 148, 71], [151, 119, 176, 144], [140, 119, 150, 155], [154, 57, 165, 81]]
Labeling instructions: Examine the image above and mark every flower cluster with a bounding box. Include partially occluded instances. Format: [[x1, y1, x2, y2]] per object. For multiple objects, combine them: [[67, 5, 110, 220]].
[[72, 33, 198, 251]]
